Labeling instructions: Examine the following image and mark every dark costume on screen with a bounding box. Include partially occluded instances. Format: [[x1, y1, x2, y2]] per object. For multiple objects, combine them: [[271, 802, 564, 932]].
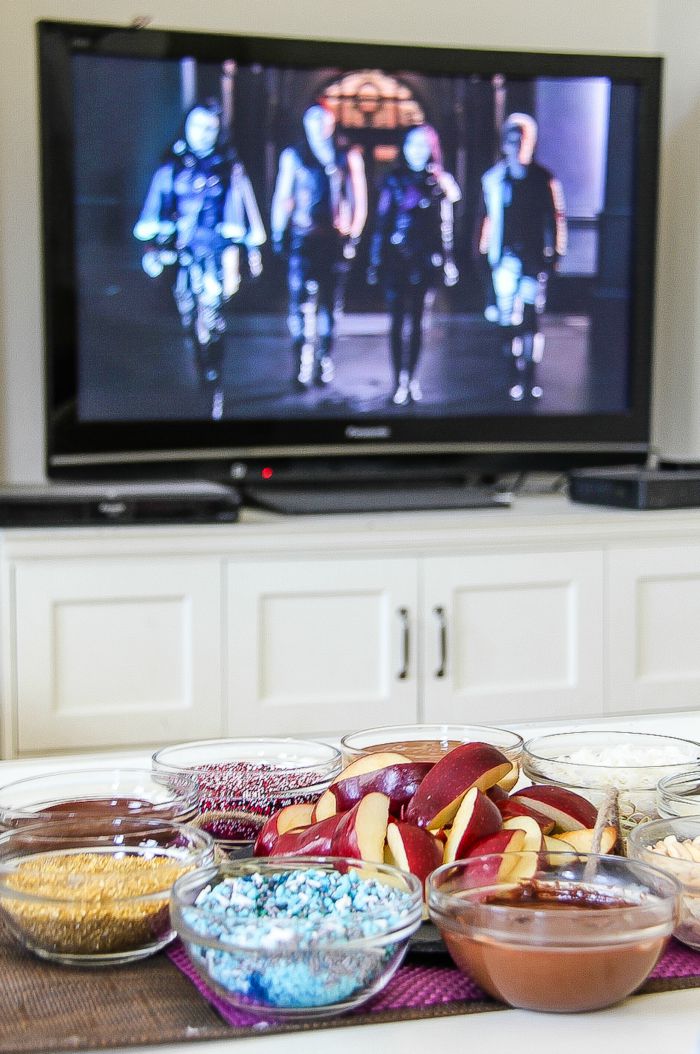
[[368, 125, 460, 405]]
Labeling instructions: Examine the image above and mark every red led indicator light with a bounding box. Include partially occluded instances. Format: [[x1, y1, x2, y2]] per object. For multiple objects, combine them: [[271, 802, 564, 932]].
[[261, 466, 274, 480]]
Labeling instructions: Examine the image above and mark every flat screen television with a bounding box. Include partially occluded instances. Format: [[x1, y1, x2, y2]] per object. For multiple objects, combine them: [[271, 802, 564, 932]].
[[38, 20, 662, 511]]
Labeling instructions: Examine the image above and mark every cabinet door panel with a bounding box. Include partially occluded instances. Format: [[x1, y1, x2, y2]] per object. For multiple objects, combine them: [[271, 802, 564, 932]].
[[227, 558, 417, 735], [608, 546, 700, 712], [422, 551, 603, 724], [14, 558, 222, 752]]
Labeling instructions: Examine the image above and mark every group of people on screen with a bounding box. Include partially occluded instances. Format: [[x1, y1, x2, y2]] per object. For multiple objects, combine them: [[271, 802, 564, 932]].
[[134, 98, 567, 406]]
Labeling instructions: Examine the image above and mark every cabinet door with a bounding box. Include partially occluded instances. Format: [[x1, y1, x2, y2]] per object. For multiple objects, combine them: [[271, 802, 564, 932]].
[[226, 558, 418, 735], [608, 545, 700, 713], [422, 551, 604, 724], [13, 557, 222, 753]]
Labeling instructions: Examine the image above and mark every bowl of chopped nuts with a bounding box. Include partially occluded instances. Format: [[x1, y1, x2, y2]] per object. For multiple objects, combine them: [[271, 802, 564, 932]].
[[0, 817, 214, 965], [627, 816, 700, 951]]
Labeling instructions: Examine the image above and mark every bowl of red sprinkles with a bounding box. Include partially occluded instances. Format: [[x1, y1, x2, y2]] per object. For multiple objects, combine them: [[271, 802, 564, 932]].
[[152, 739, 342, 850]]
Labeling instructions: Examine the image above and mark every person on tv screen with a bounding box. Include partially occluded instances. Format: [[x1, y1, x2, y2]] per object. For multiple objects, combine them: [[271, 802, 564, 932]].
[[479, 112, 567, 401], [367, 124, 460, 406], [133, 102, 266, 415], [270, 103, 368, 388]]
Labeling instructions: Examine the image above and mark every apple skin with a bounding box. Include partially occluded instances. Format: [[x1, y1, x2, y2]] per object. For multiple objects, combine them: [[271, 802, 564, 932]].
[[385, 820, 443, 886], [457, 827, 527, 885], [405, 743, 513, 831], [330, 791, 391, 863], [332, 751, 411, 784], [268, 813, 344, 856], [253, 802, 315, 856], [496, 796, 555, 834], [443, 788, 503, 863], [511, 785, 597, 831], [330, 762, 432, 817]]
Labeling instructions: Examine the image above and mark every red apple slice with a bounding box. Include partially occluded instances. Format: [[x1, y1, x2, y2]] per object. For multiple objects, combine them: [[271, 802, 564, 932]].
[[496, 796, 555, 834], [443, 788, 502, 863], [511, 785, 597, 831], [311, 789, 338, 822], [459, 827, 527, 883], [330, 791, 390, 863], [270, 812, 344, 856], [553, 826, 618, 854], [501, 815, 545, 853], [332, 752, 411, 784], [330, 762, 432, 817], [543, 833, 578, 865], [405, 743, 513, 831], [253, 801, 315, 856], [385, 820, 443, 887]]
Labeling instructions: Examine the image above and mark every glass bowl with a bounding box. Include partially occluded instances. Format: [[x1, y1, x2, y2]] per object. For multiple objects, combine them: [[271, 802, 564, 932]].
[[0, 768, 199, 829], [0, 817, 214, 965], [152, 738, 342, 849], [522, 731, 700, 829], [340, 724, 523, 788], [427, 851, 679, 1012], [657, 767, 700, 818], [627, 816, 700, 951], [171, 855, 423, 1019]]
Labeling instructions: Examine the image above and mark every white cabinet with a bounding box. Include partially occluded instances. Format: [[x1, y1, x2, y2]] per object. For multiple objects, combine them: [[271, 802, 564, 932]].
[[226, 557, 418, 735], [2, 497, 700, 757], [226, 549, 604, 733], [607, 544, 700, 713], [11, 556, 223, 753], [421, 551, 604, 725]]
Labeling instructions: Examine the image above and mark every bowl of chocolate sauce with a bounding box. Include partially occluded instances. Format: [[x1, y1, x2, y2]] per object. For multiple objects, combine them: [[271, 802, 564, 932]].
[[0, 768, 199, 829], [428, 851, 680, 1012]]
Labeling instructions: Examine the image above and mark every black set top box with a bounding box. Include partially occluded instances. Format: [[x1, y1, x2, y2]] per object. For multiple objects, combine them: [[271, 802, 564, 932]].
[[568, 467, 700, 510], [0, 481, 240, 527]]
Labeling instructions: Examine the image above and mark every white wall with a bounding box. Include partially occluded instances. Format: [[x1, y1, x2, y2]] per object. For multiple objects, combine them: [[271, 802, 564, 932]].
[[2, 0, 682, 481]]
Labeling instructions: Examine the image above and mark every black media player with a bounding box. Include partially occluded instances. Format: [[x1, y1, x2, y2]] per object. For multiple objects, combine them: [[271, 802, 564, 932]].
[[568, 467, 700, 510], [0, 481, 240, 527]]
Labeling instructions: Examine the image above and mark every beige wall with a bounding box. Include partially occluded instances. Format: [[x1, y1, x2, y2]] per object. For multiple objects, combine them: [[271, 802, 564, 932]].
[[4, 0, 691, 480]]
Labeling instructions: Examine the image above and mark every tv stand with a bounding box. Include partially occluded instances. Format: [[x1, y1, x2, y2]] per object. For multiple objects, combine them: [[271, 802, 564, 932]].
[[241, 482, 512, 515]]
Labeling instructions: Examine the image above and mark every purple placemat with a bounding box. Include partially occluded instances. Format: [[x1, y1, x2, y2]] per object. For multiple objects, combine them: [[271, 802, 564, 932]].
[[167, 937, 700, 1030]]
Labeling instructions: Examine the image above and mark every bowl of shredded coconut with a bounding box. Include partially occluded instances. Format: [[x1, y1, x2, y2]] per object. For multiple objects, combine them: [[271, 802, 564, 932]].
[[522, 731, 700, 829]]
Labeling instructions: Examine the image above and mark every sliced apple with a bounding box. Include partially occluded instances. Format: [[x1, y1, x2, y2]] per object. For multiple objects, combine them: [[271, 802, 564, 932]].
[[501, 815, 545, 853], [405, 743, 513, 831], [270, 812, 344, 856], [330, 762, 433, 817], [496, 796, 555, 834], [543, 833, 578, 864], [459, 827, 527, 884], [311, 789, 338, 822], [511, 785, 597, 831], [253, 801, 315, 856], [496, 765, 520, 793], [385, 820, 443, 887], [333, 752, 411, 784], [330, 791, 390, 863], [443, 787, 502, 864], [552, 825, 618, 854]]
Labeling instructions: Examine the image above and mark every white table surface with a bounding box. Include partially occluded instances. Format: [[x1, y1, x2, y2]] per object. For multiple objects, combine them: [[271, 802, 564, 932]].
[[3, 709, 700, 1054]]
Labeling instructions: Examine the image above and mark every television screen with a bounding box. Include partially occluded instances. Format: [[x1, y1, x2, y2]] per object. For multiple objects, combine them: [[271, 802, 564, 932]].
[[39, 22, 662, 492]]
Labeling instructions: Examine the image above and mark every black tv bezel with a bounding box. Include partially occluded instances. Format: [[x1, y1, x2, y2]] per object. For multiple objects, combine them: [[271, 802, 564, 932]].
[[38, 19, 662, 482]]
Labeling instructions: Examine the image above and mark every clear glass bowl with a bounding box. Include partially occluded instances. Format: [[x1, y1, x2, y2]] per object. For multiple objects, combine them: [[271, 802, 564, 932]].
[[522, 731, 700, 829], [171, 855, 422, 1019], [340, 723, 523, 785], [0, 817, 214, 965], [428, 851, 679, 1012], [627, 816, 700, 951], [657, 767, 700, 818], [152, 738, 342, 849], [0, 768, 199, 829]]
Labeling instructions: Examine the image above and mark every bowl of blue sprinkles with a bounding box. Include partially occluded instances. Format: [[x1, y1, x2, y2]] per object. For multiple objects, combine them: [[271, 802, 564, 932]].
[[171, 855, 423, 1018]]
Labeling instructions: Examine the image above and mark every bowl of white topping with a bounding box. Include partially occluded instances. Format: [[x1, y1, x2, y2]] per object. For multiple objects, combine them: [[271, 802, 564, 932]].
[[522, 731, 700, 830], [628, 816, 700, 951]]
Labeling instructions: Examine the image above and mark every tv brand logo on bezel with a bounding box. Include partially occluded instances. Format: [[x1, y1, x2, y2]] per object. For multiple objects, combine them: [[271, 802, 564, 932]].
[[345, 425, 391, 439]]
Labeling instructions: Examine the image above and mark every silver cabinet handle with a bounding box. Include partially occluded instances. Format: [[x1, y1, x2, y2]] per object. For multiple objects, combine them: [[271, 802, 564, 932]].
[[434, 605, 447, 678], [397, 607, 410, 680]]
